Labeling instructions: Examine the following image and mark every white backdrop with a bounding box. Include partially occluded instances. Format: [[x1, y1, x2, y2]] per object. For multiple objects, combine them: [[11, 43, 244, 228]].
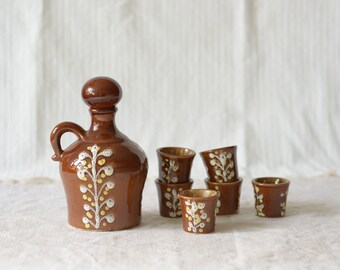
[[0, 0, 339, 181]]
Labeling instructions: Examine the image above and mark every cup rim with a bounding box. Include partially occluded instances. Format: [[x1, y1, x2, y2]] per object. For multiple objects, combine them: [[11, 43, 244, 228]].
[[252, 177, 290, 187], [178, 189, 219, 200], [155, 178, 194, 187], [199, 145, 237, 155], [157, 147, 196, 158], [205, 177, 243, 185]]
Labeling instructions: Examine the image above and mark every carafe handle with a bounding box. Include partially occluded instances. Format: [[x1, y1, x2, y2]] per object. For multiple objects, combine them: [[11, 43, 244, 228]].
[[50, 122, 86, 161]]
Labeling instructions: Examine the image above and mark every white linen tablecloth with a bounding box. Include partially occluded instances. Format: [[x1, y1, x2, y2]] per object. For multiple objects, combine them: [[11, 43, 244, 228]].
[[0, 176, 339, 269]]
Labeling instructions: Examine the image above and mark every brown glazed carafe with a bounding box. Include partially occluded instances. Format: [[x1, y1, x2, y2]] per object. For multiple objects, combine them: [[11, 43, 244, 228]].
[[50, 77, 148, 231]]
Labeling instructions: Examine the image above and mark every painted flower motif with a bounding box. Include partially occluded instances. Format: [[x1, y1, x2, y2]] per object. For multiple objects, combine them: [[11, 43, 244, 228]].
[[197, 203, 205, 209], [105, 198, 115, 208], [74, 144, 115, 229], [209, 151, 235, 183], [77, 170, 86, 180], [216, 199, 221, 214], [77, 152, 89, 161], [105, 214, 115, 223], [106, 182, 115, 189], [191, 201, 198, 212], [101, 149, 113, 157], [214, 187, 222, 214], [80, 185, 87, 193], [185, 200, 210, 233], [164, 188, 182, 217], [257, 194, 264, 203], [82, 217, 90, 224], [161, 159, 179, 183], [280, 202, 286, 216], [254, 186, 265, 217], [90, 145, 100, 155], [103, 166, 114, 176]]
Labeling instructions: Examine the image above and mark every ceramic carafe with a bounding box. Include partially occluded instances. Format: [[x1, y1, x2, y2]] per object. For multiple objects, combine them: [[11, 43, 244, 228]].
[[50, 77, 148, 231]]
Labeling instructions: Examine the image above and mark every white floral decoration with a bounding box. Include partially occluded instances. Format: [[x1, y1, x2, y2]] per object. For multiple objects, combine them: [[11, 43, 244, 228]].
[[209, 152, 235, 183], [254, 186, 265, 217], [164, 188, 182, 217], [185, 200, 211, 233], [74, 144, 115, 229], [161, 159, 179, 183]]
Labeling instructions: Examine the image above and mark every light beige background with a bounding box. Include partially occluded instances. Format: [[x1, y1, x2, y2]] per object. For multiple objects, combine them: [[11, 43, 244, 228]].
[[0, 0, 339, 180]]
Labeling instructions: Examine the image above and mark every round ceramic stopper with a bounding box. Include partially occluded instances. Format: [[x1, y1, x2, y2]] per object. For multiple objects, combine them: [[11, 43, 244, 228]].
[[82, 76, 122, 110]]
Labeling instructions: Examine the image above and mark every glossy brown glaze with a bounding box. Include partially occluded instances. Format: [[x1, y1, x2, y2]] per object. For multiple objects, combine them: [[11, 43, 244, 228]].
[[200, 146, 239, 183], [155, 179, 193, 218], [252, 177, 290, 218], [205, 178, 242, 215], [50, 77, 148, 231], [178, 189, 219, 234], [157, 147, 195, 183]]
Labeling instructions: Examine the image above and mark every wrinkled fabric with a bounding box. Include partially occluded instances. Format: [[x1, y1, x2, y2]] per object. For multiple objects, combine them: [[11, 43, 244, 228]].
[[0, 176, 339, 269], [0, 0, 339, 181]]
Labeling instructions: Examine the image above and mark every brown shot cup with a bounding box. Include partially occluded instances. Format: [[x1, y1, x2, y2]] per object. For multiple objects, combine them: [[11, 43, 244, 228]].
[[157, 147, 196, 184], [155, 179, 194, 218], [200, 146, 239, 183], [205, 177, 242, 215], [252, 177, 290, 218], [178, 189, 219, 234]]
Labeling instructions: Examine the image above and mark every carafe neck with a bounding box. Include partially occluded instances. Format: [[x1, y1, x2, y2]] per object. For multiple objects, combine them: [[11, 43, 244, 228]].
[[87, 108, 120, 139]]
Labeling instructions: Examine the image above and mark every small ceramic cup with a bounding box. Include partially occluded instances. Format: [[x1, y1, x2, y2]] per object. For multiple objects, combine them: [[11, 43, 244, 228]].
[[252, 177, 290, 218], [200, 146, 239, 183], [178, 189, 219, 234], [205, 177, 242, 215], [155, 179, 194, 218], [157, 147, 196, 183]]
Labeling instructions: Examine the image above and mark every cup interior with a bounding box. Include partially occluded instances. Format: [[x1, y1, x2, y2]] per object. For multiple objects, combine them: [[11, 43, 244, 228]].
[[253, 177, 290, 185], [205, 177, 243, 185], [179, 189, 218, 198], [158, 147, 195, 157], [200, 145, 237, 155]]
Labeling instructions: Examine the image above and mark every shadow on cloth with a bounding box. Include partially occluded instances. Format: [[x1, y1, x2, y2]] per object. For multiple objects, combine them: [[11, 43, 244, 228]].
[[287, 201, 337, 216], [240, 200, 337, 218], [140, 210, 182, 229], [215, 200, 337, 233], [140, 200, 337, 233]]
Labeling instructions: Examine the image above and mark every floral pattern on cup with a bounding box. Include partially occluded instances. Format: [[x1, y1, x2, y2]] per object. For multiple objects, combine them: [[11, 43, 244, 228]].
[[213, 186, 222, 214], [185, 200, 211, 233], [206, 178, 242, 215], [160, 159, 179, 183], [252, 177, 290, 218], [254, 186, 265, 217], [280, 191, 288, 216], [165, 188, 183, 217], [155, 179, 194, 218], [209, 151, 235, 183]]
